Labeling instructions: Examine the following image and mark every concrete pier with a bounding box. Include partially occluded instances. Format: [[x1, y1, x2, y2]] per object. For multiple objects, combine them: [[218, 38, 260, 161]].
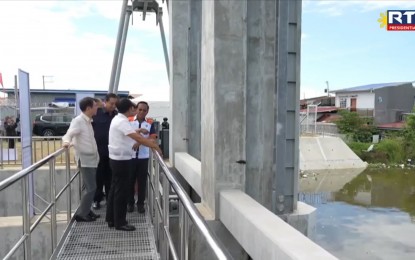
[[170, 0, 302, 218]]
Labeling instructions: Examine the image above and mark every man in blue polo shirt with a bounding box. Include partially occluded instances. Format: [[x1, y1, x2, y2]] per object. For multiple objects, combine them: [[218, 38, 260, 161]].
[[127, 101, 157, 213]]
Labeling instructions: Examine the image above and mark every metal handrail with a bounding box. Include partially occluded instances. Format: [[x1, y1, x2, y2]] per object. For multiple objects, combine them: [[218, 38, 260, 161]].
[[0, 136, 76, 167], [0, 147, 80, 260], [0, 148, 62, 191], [149, 150, 231, 260]]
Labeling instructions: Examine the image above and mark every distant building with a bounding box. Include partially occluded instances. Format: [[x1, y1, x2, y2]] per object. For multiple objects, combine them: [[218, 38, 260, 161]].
[[331, 82, 415, 125], [300, 96, 337, 123]]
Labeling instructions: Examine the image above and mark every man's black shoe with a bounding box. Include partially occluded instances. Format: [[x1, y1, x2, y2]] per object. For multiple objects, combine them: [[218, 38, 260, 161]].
[[127, 204, 134, 213], [108, 221, 128, 228], [116, 224, 136, 231], [89, 211, 100, 219], [137, 205, 145, 214], [75, 215, 95, 222], [92, 202, 101, 210]]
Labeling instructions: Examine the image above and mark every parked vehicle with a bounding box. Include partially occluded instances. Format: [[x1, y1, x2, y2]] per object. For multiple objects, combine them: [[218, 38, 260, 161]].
[[32, 113, 74, 136]]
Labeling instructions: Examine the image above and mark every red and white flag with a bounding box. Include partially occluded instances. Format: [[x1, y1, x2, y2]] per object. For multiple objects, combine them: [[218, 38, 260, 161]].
[[0, 72, 3, 88]]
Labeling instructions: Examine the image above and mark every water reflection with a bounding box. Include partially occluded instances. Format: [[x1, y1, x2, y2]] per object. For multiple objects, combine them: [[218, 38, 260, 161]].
[[300, 168, 415, 260], [300, 168, 364, 193], [336, 168, 415, 218]]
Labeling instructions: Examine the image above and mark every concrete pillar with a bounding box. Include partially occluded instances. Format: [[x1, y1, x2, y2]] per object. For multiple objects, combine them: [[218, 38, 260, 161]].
[[244, 0, 302, 215], [273, 0, 301, 214], [169, 0, 190, 165], [187, 0, 202, 161], [245, 0, 276, 210], [201, 0, 247, 217], [199, 0, 301, 216]]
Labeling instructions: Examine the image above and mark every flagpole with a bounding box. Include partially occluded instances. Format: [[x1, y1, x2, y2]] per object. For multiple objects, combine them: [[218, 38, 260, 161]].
[[14, 75, 19, 118], [0, 72, 4, 98]]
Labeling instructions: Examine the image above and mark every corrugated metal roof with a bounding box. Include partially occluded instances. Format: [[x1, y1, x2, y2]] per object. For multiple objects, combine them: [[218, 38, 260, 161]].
[[300, 106, 337, 113], [377, 121, 405, 130], [331, 82, 410, 93]]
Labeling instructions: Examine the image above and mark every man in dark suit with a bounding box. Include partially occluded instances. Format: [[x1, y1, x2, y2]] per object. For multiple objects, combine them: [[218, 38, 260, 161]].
[[91, 93, 118, 209]]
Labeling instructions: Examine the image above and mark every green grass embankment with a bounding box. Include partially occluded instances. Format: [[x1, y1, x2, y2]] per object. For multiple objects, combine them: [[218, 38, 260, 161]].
[[348, 139, 407, 165]]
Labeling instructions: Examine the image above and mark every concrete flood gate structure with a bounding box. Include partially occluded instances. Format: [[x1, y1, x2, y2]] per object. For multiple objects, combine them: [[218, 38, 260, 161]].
[[167, 0, 337, 259], [93, 0, 337, 257], [1, 0, 340, 259], [170, 0, 300, 218], [300, 136, 368, 171]]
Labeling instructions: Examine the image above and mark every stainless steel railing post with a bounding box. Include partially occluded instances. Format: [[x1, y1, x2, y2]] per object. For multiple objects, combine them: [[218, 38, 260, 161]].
[[154, 161, 160, 247], [148, 155, 154, 223], [33, 139, 37, 163], [49, 158, 57, 251], [179, 202, 189, 260], [65, 149, 72, 222], [22, 175, 31, 260], [78, 161, 82, 202], [162, 173, 170, 260], [0, 138, 3, 168]]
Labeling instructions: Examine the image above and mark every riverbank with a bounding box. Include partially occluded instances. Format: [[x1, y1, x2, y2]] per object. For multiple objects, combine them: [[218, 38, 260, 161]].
[[348, 139, 415, 166], [367, 162, 415, 169]]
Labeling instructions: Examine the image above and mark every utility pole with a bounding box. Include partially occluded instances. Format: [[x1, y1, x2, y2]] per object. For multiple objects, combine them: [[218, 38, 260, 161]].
[[42, 75, 54, 90], [325, 81, 330, 97]]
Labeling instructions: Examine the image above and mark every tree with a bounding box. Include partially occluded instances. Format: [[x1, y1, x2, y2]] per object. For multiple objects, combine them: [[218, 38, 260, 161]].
[[402, 107, 415, 159], [335, 110, 376, 142]]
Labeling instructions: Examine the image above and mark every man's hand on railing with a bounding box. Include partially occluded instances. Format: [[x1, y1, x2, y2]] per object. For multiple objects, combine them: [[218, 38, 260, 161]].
[[62, 142, 70, 149], [154, 146, 163, 157], [150, 139, 163, 156]]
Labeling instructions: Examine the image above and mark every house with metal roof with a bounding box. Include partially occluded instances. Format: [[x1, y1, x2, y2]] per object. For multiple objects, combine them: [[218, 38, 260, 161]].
[[331, 82, 415, 125]]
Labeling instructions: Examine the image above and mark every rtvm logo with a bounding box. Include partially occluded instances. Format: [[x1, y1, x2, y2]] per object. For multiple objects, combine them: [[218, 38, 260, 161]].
[[378, 10, 415, 31]]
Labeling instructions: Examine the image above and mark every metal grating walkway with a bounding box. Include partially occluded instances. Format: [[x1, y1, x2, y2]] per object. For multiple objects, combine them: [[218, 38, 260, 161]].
[[56, 206, 159, 260]]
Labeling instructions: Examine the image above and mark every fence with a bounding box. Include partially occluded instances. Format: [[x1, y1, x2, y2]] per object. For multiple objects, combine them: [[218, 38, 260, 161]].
[[0, 136, 76, 167], [300, 122, 340, 137]]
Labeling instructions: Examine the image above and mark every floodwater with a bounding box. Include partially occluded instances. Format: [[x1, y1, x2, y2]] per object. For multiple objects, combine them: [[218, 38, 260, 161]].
[[299, 168, 415, 260]]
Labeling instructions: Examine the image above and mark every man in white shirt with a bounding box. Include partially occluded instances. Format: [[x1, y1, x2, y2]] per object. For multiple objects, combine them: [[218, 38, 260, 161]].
[[62, 97, 99, 222], [105, 98, 162, 231]]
